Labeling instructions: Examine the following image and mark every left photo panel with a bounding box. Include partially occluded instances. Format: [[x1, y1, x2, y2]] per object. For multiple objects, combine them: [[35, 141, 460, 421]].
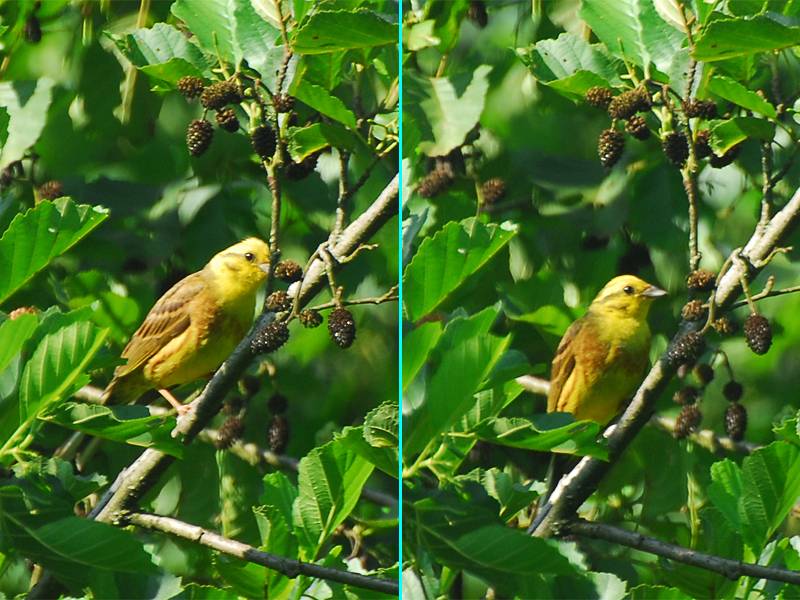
[[0, 1, 399, 598]]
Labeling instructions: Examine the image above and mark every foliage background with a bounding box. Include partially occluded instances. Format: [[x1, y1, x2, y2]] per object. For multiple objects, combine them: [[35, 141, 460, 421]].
[[402, 1, 800, 598], [0, 0, 398, 598]]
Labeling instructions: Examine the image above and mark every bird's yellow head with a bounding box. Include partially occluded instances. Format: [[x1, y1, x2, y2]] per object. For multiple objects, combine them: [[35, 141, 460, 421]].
[[205, 237, 270, 302], [589, 275, 667, 320]]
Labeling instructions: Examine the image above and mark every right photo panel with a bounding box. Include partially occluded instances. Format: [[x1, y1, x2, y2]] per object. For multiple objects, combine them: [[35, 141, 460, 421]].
[[402, 1, 800, 598]]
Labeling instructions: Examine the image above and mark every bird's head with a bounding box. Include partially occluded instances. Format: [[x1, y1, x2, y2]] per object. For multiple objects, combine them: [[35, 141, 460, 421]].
[[206, 237, 270, 300], [589, 275, 667, 320]]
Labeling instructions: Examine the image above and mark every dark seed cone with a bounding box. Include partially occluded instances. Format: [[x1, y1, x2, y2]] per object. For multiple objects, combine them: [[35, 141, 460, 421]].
[[9, 306, 38, 320], [272, 93, 295, 113], [713, 316, 736, 335], [625, 115, 650, 140], [215, 416, 244, 449], [268, 393, 288, 415], [215, 107, 240, 132], [268, 414, 290, 454], [598, 129, 624, 168], [632, 86, 651, 112], [608, 89, 641, 119], [681, 299, 706, 321], [695, 130, 712, 159], [251, 321, 290, 354], [298, 309, 323, 328], [723, 380, 743, 402], [186, 120, 213, 156], [177, 76, 205, 99], [662, 132, 689, 167], [240, 375, 260, 397], [684, 99, 717, 119], [710, 144, 740, 168], [274, 260, 303, 282], [481, 178, 506, 204], [666, 331, 705, 367], [328, 307, 356, 348], [37, 180, 63, 200], [725, 402, 747, 441], [417, 165, 454, 198], [222, 396, 244, 415], [250, 125, 277, 159], [693, 363, 714, 387], [673, 386, 699, 405], [24, 16, 42, 43], [585, 86, 613, 109], [686, 269, 716, 292], [200, 80, 241, 110], [286, 153, 319, 180], [744, 314, 772, 355], [467, 0, 488, 27], [266, 291, 291, 312], [674, 404, 702, 438]]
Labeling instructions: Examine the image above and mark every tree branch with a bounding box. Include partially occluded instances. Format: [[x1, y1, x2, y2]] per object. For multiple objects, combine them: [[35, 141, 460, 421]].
[[128, 512, 399, 595], [565, 519, 800, 586], [530, 183, 800, 538], [92, 175, 399, 525]]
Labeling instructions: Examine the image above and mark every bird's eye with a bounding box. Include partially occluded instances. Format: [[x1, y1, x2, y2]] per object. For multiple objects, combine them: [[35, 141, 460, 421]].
[[623, 285, 634, 295], [244, 252, 255, 262]]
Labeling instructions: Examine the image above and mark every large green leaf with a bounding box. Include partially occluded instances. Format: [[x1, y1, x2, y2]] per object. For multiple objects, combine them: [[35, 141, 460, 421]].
[[0, 314, 38, 373], [18, 321, 109, 420], [707, 75, 777, 118], [0, 78, 54, 169], [403, 219, 517, 322], [403, 307, 511, 459], [473, 415, 608, 459], [292, 10, 396, 54], [290, 78, 358, 129], [0, 199, 109, 305], [39, 402, 183, 456], [402, 322, 442, 391], [694, 14, 800, 61], [580, 0, 684, 73], [458, 468, 539, 522], [256, 472, 299, 599], [709, 117, 775, 153], [405, 65, 491, 157], [292, 439, 374, 558], [119, 23, 211, 73]]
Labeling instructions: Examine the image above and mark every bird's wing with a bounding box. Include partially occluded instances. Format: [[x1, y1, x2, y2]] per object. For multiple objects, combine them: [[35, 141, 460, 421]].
[[114, 273, 207, 377], [547, 319, 581, 413]]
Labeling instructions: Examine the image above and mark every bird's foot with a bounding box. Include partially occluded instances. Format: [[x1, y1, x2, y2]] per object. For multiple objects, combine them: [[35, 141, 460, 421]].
[[157, 388, 192, 415]]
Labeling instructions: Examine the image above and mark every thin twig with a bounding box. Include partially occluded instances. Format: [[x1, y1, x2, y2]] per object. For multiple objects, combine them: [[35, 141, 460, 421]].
[[565, 519, 800, 585], [273, 0, 293, 95], [128, 512, 399, 595], [651, 415, 760, 454], [727, 281, 800, 309], [334, 151, 351, 240], [307, 286, 398, 312]]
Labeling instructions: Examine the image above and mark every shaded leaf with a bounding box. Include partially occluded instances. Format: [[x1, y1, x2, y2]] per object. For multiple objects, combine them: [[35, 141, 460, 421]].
[[292, 10, 396, 54]]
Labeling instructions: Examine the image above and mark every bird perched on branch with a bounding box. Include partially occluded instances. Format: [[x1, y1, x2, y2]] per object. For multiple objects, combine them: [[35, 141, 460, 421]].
[[104, 237, 271, 410]]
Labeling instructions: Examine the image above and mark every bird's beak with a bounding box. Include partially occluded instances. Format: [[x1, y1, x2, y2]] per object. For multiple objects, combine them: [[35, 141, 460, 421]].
[[259, 262, 270, 274], [641, 285, 667, 298]]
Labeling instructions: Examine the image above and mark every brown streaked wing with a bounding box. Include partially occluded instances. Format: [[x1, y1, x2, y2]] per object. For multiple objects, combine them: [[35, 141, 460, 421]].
[[115, 273, 208, 377], [547, 319, 581, 413]]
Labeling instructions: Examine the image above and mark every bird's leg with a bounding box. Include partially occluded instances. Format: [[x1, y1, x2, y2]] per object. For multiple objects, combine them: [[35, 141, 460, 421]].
[[158, 389, 192, 415]]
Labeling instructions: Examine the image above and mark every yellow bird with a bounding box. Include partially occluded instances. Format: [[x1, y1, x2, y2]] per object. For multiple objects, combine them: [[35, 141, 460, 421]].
[[104, 237, 270, 410], [548, 275, 666, 424]]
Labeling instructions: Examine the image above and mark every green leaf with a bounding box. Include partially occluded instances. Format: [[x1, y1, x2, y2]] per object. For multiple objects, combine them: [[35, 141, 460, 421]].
[[292, 10, 396, 54], [0, 199, 109, 305], [0, 314, 38, 373], [171, 0, 279, 76], [518, 33, 622, 93], [403, 307, 511, 459], [39, 402, 183, 457], [287, 124, 330, 162], [290, 78, 357, 128], [627, 585, 692, 599], [292, 439, 374, 558], [363, 400, 398, 449], [256, 473, 298, 598], [709, 117, 775, 153], [403, 219, 517, 322], [458, 468, 540, 522], [473, 415, 608, 459], [405, 65, 492, 157], [402, 322, 442, 391], [580, 0, 684, 72], [707, 459, 744, 532], [694, 14, 800, 61], [120, 23, 211, 73], [18, 321, 109, 420], [336, 425, 398, 477], [707, 75, 777, 118], [0, 78, 55, 169]]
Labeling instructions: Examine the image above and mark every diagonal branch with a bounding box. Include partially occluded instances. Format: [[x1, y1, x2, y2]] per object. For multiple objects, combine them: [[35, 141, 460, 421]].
[[530, 184, 800, 538], [128, 512, 399, 595]]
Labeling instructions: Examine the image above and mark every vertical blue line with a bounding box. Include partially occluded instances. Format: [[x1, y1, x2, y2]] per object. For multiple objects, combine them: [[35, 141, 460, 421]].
[[396, 0, 404, 596]]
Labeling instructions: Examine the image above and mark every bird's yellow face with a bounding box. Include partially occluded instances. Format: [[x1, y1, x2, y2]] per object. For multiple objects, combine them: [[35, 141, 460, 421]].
[[205, 237, 270, 302], [589, 275, 667, 320]]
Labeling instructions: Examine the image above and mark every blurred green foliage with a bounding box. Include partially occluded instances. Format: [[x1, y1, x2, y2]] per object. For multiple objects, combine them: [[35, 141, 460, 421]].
[[402, 1, 800, 598]]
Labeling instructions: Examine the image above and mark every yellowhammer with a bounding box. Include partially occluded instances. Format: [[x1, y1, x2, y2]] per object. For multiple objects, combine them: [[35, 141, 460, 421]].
[[548, 274, 666, 424], [104, 237, 270, 410]]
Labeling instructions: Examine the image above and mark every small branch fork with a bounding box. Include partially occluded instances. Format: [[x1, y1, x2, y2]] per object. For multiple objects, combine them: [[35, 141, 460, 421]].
[[129, 512, 399, 595]]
